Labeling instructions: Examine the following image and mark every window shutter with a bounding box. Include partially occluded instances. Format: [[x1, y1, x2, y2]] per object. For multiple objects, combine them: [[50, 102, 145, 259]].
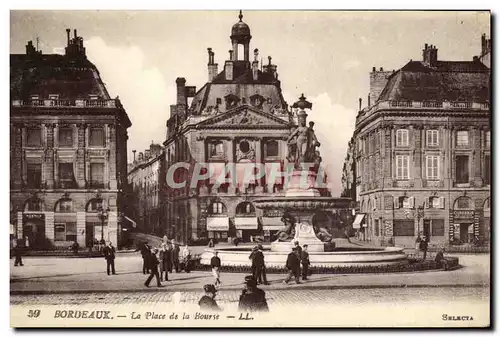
[[439, 197, 445, 209], [424, 198, 429, 209], [410, 197, 415, 209], [394, 198, 400, 209]]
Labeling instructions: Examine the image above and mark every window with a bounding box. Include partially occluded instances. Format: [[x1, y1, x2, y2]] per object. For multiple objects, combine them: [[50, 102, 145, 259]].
[[208, 141, 224, 158], [26, 127, 42, 147], [266, 140, 279, 157], [426, 155, 439, 180], [58, 128, 73, 147], [48, 94, 59, 100], [484, 155, 490, 185], [26, 198, 42, 211], [431, 219, 445, 236], [57, 199, 73, 212], [429, 196, 441, 209], [374, 219, 379, 236], [485, 131, 490, 148], [396, 155, 409, 180], [54, 223, 77, 241], [236, 202, 255, 214], [88, 199, 103, 212], [89, 163, 105, 188], [89, 127, 105, 147], [210, 202, 225, 214], [216, 98, 222, 105], [26, 163, 42, 188], [456, 130, 469, 147], [393, 219, 414, 236], [396, 129, 409, 147], [59, 163, 76, 188], [399, 196, 413, 209], [426, 130, 439, 147], [456, 197, 471, 209], [455, 155, 469, 184]]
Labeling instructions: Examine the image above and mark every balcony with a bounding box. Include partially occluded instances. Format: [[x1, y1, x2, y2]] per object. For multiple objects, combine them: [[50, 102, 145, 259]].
[[11, 99, 121, 109]]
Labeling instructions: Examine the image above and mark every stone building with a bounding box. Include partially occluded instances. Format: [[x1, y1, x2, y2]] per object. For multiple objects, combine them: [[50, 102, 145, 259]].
[[163, 12, 296, 244], [10, 29, 131, 249], [127, 143, 165, 235], [350, 42, 490, 249], [478, 33, 491, 68]]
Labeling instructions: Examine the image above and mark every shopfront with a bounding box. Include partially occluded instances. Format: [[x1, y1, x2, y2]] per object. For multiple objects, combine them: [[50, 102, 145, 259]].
[[234, 202, 259, 242], [207, 215, 229, 240], [352, 213, 366, 240], [261, 209, 285, 242], [23, 213, 45, 249]]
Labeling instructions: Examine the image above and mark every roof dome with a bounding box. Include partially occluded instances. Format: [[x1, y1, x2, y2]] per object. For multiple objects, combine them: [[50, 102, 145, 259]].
[[231, 11, 251, 43]]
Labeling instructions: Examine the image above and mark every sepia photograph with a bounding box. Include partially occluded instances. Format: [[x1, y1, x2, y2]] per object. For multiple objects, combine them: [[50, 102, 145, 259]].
[[9, 9, 491, 328]]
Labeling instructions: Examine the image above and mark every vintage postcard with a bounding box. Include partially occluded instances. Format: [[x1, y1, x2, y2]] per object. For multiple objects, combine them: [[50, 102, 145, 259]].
[[9, 10, 490, 328]]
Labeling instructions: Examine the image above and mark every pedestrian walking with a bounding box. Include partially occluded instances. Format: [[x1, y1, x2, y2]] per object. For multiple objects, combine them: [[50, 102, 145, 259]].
[[210, 251, 222, 287], [102, 241, 116, 275], [180, 244, 191, 272], [208, 239, 215, 248], [249, 246, 262, 283], [238, 275, 269, 312], [283, 247, 301, 284], [344, 227, 352, 243], [293, 241, 302, 277], [13, 240, 24, 267], [144, 248, 163, 288], [257, 244, 270, 285], [159, 243, 169, 282], [135, 241, 151, 274], [71, 241, 79, 255], [172, 240, 180, 273], [420, 235, 429, 260], [198, 284, 222, 312], [301, 244, 310, 280]]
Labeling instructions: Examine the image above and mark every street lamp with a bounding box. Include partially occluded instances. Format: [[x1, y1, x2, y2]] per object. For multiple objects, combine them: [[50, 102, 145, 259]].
[[97, 202, 110, 244]]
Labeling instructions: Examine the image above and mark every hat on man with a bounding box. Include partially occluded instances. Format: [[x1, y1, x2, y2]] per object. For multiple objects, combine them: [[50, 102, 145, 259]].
[[244, 275, 257, 288], [257, 244, 264, 250], [203, 284, 217, 294], [252, 246, 259, 251]]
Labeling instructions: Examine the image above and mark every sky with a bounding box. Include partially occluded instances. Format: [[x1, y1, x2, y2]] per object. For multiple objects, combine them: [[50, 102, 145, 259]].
[[10, 10, 490, 196]]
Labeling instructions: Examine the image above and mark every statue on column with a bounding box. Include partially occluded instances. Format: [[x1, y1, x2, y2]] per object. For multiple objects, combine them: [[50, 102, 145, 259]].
[[286, 94, 321, 169]]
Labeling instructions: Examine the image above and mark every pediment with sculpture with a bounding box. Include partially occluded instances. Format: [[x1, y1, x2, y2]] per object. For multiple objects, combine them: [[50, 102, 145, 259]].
[[196, 106, 291, 129]]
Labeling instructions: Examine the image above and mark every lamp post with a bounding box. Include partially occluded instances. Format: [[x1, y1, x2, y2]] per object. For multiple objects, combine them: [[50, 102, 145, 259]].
[[97, 203, 110, 244]]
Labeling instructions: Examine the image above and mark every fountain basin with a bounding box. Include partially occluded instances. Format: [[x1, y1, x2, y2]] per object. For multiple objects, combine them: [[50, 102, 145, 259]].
[[252, 196, 352, 210], [200, 246, 408, 268]]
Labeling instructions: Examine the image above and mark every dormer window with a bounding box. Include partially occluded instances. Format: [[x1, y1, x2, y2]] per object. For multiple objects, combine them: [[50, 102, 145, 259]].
[[250, 94, 265, 108], [224, 94, 240, 110], [49, 94, 59, 100], [89, 94, 99, 100]]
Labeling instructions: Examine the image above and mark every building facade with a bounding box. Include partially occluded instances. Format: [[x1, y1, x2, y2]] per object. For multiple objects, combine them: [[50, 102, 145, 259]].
[[163, 12, 296, 244], [350, 42, 490, 249], [127, 144, 165, 235], [10, 29, 131, 249]]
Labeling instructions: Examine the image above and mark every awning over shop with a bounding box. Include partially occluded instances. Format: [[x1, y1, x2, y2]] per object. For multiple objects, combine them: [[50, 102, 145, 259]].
[[234, 217, 258, 230], [124, 216, 137, 228], [10, 224, 15, 235], [352, 214, 366, 229], [261, 217, 285, 231], [207, 216, 229, 231]]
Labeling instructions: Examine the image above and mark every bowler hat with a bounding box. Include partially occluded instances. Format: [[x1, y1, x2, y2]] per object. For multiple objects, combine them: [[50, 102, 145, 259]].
[[244, 275, 257, 287], [203, 284, 217, 294]]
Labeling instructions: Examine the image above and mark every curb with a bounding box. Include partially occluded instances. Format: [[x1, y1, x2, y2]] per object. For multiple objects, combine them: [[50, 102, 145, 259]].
[[10, 283, 489, 296]]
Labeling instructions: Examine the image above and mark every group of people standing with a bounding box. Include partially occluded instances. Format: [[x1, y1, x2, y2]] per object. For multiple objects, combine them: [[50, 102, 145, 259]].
[[284, 241, 310, 284], [136, 239, 191, 288]]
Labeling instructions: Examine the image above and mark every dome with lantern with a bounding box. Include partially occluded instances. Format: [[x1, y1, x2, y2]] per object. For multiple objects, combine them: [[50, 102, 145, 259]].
[[231, 10, 251, 43]]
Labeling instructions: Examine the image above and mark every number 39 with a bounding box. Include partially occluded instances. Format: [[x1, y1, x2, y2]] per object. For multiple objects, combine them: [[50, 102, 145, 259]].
[[27, 309, 40, 318]]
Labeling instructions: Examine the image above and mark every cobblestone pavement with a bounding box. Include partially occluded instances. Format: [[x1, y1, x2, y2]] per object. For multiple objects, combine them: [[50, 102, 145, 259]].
[[11, 286, 490, 310]]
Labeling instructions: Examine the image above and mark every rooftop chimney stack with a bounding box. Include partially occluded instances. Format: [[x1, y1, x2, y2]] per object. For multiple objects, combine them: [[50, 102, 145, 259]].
[[229, 49, 234, 61], [359, 98, 362, 111], [423, 43, 438, 67], [176, 77, 187, 120], [74, 29, 77, 39], [66, 28, 70, 45], [225, 55, 234, 81], [368, 94, 371, 107], [252, 48, 259, 81], [132, 150, 136, 162], [207, 48, 218, 82]]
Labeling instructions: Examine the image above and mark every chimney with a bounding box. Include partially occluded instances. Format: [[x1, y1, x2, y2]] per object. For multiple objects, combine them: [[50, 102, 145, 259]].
[[359, 98, 362, 110], [207, 48, 218, 82], [176, 77, 187, 119], [252, 49, 259, 81], [138, 152, 144, 161], [132, 150, 136, 162], [473, 56, 479, 62], [372, 67, 376, 72], [380, 67, 383, 71], [225, 60, 234, 81], [423, 43, 438, 67], [229, 49, 234, 61], [66, 28, 71, 45], [74, 29, 77, 39], [367, 94, 371, 107]]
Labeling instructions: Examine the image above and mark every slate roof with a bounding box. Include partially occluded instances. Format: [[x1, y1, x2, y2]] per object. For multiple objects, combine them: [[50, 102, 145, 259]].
[[211, 61, 278, 84], [378, 60, 490, 102], [10, 54, 110, 100]]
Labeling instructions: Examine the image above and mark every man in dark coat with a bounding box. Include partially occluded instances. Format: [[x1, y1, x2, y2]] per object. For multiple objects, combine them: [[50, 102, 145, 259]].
[[210, 251, 222, 287], [249, 246, 263, 284], [135, 241, 151, 274], [293, 241, 302, 277], [13, 239, 24, 267], [420, 235, 429, 260], [198, 284, 222, 311], [238, 275, 269, 312], [102, 241, 116, 275], [301, 244, 310, 280], [284, 247, 301, 284], [144, 248, 163, 287], [171, 241, 180, 273]]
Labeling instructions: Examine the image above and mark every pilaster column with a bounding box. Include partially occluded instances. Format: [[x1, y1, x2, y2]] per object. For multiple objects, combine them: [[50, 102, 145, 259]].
[[76, 124, 86, 188], [473, 127, 482, 186], [44, 211, 55, 245], [226, 138, 236, 194], [107, 211, 118, 247], [44, 124, 55, 189], [108, 124, 117, 190], [17, 212, 23, 239], [413, 125, 423, 188], [76, 211, 86, 247], [13, 124, 23, 189], [255, 139, 263, 193]]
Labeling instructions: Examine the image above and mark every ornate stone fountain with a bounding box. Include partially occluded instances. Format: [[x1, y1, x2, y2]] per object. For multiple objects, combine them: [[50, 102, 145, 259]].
[[200, 94, 407, 268]]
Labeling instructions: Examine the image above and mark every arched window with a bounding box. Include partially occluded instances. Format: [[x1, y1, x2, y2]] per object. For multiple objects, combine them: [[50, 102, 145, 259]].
[[209, 201, 226, 215], [24, 197, 42, 212], [265, 140, 279, 157], [454, 196, 472, 209], [87, 198, 103, 212], [236, 202, 255, 215], [56, 199, 73, 213]]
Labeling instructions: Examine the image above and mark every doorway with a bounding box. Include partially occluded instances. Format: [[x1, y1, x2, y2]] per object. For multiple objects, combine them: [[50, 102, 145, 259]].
[[85, 223, 95, 247], [459, 223, 473, 243], [423, 219, 431, 239], [23, 220, 45, 249]]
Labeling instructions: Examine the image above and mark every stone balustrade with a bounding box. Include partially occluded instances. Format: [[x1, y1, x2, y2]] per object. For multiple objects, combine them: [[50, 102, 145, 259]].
[[11, 99, 120, 108]]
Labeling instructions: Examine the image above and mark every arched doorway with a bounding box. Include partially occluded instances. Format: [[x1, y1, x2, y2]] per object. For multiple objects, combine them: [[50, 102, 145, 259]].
[[207, 200, 229, 241], [452, 196, 474, 244], [22, 196, 45, 249], [54, 198, 77, 247], [85, 198, 105, 247]]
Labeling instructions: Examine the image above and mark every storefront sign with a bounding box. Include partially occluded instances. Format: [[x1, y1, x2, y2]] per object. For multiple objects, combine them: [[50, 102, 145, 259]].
[[207, 216, 229, 231], [23, 213, 45, 220], [453, 210, 474, 219], [234, 217, 258, 230]]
